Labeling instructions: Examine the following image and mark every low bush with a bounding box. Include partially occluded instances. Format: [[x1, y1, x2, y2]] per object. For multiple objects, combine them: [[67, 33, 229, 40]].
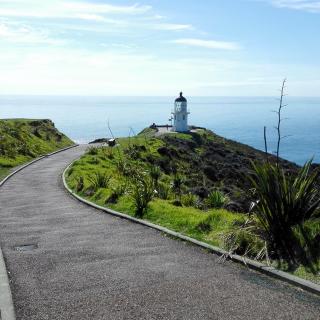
[[150, 165, 161, 189], [130, 174, 155, 218], [181, 193, 197, 207], [249, 160, 320, 270], [115, 158, 135, 176], [88, 172, 111, 190], [207, 190, 229, 209], [157, 182, 171, 200], [222, 218, 267, 259]]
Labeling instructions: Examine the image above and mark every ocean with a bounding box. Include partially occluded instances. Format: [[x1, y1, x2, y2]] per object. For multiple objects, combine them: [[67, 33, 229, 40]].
[[0, 95, 319, 165]]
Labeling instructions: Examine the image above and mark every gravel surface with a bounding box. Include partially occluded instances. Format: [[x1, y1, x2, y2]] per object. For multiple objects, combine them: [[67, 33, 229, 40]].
[[0, 145, 319, 320]]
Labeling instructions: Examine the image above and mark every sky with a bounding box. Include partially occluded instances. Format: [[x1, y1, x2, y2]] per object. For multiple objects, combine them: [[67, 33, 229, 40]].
[[0, 0, 320, 96]]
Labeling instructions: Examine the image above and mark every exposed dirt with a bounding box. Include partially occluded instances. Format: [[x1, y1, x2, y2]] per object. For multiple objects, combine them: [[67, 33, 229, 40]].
[[145, 129, 301, 212]]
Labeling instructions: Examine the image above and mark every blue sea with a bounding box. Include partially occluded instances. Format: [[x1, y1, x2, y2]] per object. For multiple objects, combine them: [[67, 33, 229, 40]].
[[0, 95, 319, 165]]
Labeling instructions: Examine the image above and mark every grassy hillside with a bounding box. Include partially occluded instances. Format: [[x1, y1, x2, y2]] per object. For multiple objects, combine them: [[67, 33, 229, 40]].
[[66, 132, 245, 248], [0, 119, 74, 179], [138, 128, 298, 212], [65, 126, 302, 221], [65, 127, 319, 283], [64, 127, 290, 245]]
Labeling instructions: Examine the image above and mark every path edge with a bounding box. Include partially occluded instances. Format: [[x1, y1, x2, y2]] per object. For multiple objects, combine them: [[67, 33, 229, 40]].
[[63, 157, 320, 297], [0, 144, 78, 320]]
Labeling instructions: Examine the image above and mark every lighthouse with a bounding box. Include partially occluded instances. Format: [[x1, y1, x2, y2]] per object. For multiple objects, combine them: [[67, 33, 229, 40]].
[[172, 92, 190, 132]]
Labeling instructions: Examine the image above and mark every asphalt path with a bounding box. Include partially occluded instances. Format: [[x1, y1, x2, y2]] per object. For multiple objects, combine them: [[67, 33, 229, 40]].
[[0, 145, 319, 320]]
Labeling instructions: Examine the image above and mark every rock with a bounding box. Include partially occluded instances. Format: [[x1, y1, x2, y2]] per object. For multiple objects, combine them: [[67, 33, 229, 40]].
[[89, 138, 109, 144]]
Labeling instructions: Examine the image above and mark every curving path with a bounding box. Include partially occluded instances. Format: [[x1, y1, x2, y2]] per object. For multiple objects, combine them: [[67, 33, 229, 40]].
[[0, 146, 319, 320]]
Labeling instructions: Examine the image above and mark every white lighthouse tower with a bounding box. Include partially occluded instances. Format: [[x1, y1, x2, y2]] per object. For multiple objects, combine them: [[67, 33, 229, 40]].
[[172, 92, 189, 132]]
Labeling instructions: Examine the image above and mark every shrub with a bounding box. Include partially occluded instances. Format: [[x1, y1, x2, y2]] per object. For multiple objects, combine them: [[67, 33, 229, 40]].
[[124, 145, 144, 160], [222, 218, 267, 259], [157, 182, 171, 200], [115, 158, 135, 176], [181, 193, 197, 207], [150, 166, 161, 189], [88, 172, 111, 190], [249, 160, 320, 269], [207, 190, 229, 209], [130, 174, 155, 218]]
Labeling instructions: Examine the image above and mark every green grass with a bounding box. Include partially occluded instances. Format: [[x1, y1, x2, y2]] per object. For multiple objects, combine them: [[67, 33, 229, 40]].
[[0, 167, 10, 181], [0, 119, 74, 177], [291, 266, 320, 285], [111, 198, 244, 247], [169, 132, 194, 140], [68, 174, 244, 248], [66, 141, 244, 249], [65, 135, 320, 285]]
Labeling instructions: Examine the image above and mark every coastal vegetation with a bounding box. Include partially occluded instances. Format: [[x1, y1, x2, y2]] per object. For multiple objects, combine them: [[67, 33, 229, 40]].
[[246, 80, 320, 273], [233, 81, 319, 277], [0, 119, 74, 180], [65, 126, 320, 283]]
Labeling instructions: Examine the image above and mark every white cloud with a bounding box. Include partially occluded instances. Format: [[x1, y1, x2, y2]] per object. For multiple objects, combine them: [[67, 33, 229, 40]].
[[268, 0, 320, 12], [0, 1, 152, 20], [0, 0, 195, 38], [172, 38, 240, 50], [0, 1, 247, 95], [154, 23, 193, 31], [0, 48, 240, 95], [0, 21, 64, 45], [0, 46, 319, 96]]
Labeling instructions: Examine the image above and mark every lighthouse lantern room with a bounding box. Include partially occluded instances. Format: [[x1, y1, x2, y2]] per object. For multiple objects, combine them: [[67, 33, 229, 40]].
[[172, 92, 189, 132]]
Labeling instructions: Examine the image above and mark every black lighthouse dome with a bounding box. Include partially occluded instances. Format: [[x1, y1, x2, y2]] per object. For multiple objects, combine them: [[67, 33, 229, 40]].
[[175, 92, 187, 102]]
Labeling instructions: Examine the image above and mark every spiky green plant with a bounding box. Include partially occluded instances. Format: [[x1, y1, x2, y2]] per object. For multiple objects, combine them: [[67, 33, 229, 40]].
[[249, 160, 320, 269], [207, 190, 229, 209], [150, 166, 161, 189], [115, 158, 136, 177], [88, 172, 111, 190], [222, 217, 268, 261], [172, 174, 184, 198], [131, 173, 155, 218], [157, 182, 171, 200], [181, 192, 197, 207]]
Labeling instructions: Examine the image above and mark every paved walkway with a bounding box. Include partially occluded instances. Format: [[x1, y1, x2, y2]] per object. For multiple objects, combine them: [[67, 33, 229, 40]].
[[0, 146, 319, 320]]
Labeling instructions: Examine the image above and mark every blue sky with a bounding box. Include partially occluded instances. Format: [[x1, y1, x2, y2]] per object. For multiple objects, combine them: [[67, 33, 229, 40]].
[[0, 0, 320, 96]]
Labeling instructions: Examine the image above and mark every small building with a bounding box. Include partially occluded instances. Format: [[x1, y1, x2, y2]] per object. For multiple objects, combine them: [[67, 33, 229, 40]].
[[172, 92, 190, 132]]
